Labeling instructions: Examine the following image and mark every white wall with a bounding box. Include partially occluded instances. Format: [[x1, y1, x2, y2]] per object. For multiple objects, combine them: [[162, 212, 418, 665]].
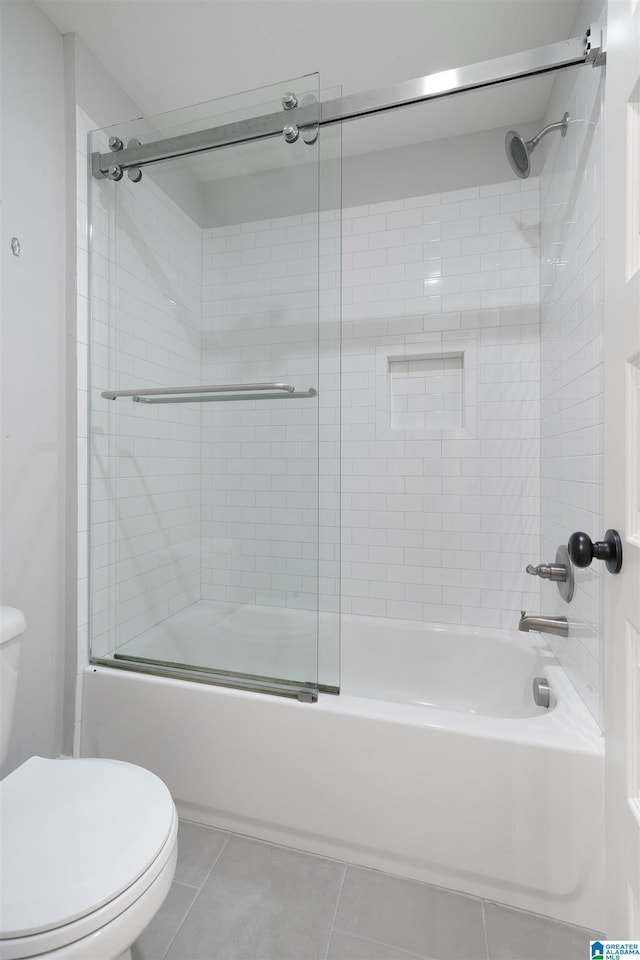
[[0, 1, 68, 774], [539, 0, 605, 725]]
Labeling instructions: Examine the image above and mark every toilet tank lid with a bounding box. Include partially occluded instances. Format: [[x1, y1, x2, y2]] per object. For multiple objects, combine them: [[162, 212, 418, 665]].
[[0, 607, 26, 645]]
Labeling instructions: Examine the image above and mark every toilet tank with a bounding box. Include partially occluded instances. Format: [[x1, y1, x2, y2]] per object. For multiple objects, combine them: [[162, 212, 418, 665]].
[[0, 607, 25, 767]]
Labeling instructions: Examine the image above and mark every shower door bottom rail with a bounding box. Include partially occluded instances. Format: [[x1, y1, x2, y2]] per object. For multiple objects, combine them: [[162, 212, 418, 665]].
[[90, 651, 339, 701]]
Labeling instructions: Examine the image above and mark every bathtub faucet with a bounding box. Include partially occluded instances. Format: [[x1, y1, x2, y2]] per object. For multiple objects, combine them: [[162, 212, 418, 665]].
[[518, 611, 569, 637]]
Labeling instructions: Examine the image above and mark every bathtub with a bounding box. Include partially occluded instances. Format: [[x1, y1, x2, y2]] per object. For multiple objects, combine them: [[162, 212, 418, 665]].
[[80, 615, 604, 930]]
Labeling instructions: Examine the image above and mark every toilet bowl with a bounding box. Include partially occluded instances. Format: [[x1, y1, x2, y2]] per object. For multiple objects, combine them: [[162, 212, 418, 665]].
[[0, 757, 178, 960], [0, 608, 178, 960]]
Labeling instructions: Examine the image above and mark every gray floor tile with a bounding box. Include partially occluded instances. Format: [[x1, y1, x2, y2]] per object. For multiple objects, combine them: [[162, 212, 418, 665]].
[[334, 867, 487, 960], [174, 820, 228, 887], [131, 882, 198, 960], [484, 902, 604, 960], [327, 930, 430, 959], [165, 835, 345, 960]]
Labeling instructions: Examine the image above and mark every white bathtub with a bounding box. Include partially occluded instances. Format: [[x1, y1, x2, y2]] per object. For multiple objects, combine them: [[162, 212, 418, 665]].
[[342, 614, 562, 719], [80, 615, 604, 929]]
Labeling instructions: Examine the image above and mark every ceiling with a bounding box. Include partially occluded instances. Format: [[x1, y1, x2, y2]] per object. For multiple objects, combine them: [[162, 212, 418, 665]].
[[36, 0, 582, 170]]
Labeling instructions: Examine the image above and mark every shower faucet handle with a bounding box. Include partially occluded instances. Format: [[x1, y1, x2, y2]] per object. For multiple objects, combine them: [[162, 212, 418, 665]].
[[526, 561, 569, 582]]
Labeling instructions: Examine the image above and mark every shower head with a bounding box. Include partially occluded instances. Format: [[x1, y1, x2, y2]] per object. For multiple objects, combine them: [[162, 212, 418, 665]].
[[505, 112, 569, 179]]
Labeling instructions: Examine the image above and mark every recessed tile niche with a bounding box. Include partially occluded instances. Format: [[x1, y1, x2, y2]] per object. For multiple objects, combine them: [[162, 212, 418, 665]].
[[389, 353, 463, 431], [375, 337, 478, 440]]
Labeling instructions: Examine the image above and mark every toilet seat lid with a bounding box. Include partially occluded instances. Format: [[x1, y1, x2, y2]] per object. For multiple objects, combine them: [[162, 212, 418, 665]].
[[0, 756, 176, 939]]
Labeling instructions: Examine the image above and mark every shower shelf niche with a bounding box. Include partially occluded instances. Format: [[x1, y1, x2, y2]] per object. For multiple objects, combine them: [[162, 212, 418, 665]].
[[388, 353, 463, 431], [375, 337, 478, 440]]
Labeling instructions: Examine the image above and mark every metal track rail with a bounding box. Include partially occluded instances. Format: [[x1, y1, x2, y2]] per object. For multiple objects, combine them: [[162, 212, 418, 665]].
[[92, 26, 605, 179]]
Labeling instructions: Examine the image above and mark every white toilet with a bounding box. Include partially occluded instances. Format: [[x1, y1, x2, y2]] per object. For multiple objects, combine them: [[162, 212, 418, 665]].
[[0, 607, 178, 960]]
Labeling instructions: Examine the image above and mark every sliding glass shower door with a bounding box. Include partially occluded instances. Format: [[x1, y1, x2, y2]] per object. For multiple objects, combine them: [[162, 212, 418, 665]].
[[88, 76, 340, 699]]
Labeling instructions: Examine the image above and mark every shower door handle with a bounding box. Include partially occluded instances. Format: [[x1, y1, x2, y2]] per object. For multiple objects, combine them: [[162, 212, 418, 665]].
[[101, 382, 297, 400]]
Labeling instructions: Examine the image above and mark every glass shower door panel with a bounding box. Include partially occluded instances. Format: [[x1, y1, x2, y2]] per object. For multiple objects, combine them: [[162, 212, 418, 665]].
[[88, 76, 323, 696]]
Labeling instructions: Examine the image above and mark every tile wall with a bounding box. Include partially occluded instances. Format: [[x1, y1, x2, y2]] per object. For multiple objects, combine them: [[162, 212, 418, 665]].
[[199, 180, 542, 631], [340, 181, 542, 628], [199, 215, 322, 613], [198, 212, 341, 685], [539, 41, 605, 724]]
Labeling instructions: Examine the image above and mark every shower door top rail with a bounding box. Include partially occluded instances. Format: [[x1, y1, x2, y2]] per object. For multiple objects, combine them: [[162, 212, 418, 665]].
[[92, 25, 605, 179], [101, 382, 318, 403]]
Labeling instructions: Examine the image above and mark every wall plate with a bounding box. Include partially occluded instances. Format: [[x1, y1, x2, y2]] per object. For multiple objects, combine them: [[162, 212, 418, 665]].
[[556, 544, 574, 603]]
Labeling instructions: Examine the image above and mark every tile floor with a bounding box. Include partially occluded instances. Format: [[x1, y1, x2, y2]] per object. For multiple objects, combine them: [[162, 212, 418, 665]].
[[132, 821, 602, 960]]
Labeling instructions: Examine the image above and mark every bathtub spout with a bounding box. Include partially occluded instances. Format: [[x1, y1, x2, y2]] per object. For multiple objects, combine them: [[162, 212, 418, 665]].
[[518, 611, 569, 637]]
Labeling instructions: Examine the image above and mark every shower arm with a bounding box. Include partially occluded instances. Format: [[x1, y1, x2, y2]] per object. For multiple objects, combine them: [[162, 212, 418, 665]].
[[527, 114, 569, 149]]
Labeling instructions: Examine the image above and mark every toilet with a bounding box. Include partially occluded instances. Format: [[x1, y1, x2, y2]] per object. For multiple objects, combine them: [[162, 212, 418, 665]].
[[0, 607, 178, 960]]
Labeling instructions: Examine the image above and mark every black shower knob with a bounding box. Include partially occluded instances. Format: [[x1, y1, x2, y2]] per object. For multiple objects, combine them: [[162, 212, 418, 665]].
[[567, 530, 623, 574]]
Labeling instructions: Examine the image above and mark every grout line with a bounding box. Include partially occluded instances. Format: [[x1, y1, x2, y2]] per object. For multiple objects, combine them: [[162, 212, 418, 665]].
[[172, 878, 201, 891], [161, 835, 230, 960], [160, 884, 200, 960], [322, 863, 348, 960], [480, 895, 603, 936], [327, 928, 430, 960], [197, 833, 230, 889], [190, 820, 350, 870], [481, 898, 491, 960]]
